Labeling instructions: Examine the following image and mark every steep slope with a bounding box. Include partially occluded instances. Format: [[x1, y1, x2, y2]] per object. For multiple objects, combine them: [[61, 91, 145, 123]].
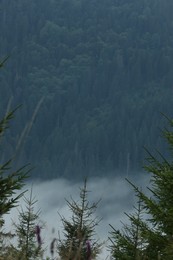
[[0, 0, 173, 179]]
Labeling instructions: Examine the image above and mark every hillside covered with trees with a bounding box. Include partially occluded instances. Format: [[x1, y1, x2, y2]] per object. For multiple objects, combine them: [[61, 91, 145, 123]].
[[1, 0, 173, 179], [2, 107, 173, 259]]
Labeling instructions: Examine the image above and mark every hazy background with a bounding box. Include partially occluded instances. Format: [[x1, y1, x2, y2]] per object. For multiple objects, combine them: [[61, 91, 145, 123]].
[[4, 174, 150, 259], [1, 0, 172, 258], [0, 0, 172, 180]]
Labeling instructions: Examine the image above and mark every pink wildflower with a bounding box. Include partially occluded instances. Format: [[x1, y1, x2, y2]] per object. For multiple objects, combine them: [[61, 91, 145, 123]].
[[35, 225, 42, 246], [86, 240, 92, 260]]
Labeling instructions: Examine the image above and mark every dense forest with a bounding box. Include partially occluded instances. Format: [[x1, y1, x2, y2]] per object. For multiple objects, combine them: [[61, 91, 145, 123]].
[[1, 0, 173, 179], [2, 108, 173, 259]]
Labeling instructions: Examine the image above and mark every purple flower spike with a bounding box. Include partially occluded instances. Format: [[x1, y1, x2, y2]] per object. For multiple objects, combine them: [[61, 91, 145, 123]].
[[86, 240, 92, 260], [35, 225, 42, 246]]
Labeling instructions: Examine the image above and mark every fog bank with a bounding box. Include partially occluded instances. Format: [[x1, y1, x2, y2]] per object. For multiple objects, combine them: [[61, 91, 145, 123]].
[[4, 174, 149, 259]]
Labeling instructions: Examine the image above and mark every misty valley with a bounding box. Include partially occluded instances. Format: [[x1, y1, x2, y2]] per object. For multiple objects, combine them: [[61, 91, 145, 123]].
[[1, 0, 173, 259]]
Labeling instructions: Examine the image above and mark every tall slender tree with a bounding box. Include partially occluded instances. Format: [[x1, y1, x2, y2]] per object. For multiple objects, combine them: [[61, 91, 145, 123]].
[[109, 200, 146, 260], [0, 57, 29, 258], [58, 179, 101, 260], [0, 109, 29, 258], [13, 189, 44, 260]]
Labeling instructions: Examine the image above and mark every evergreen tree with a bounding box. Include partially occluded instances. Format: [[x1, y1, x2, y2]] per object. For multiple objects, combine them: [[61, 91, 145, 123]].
[[110, 117, 173, 259], [13, 189, 44, 260], [57, 179, 101, 260], [0, 108, 28, 221], [0, 108, 29, 257], [109, 200, 146, 260]]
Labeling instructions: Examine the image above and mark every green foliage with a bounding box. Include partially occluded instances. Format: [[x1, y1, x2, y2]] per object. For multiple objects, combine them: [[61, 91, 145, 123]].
[[110, 117, 173, 259], [0, 160, 28, 218], [0, 108, 29, 256], [58, 179, 101, 259], [13, 189, 44, 260], [109, 200, 146, 260]]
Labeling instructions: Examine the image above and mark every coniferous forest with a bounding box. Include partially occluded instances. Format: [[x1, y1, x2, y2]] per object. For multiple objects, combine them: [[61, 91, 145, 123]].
[[2, 1, 173, 259], [1, 0, 173, 179], [1, 106, 173, 259]]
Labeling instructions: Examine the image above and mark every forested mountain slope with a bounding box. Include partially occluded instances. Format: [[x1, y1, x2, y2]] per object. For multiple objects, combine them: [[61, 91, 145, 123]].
[[0, 0, 173, 179]]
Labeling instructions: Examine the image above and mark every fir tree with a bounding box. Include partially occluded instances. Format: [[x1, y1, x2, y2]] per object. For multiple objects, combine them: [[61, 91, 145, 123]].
[[0, 109, 28, 220], [58, 179, 101, 260], [13, 189, 44, 260], [109, 200, 147, 260], [0, 109, 29, 257], [110, 117, 173, 259]]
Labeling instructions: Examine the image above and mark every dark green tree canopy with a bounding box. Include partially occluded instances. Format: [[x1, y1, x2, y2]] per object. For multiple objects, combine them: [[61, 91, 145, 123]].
[[1, 0, 173, 178], [58, 179, 102, 259], [0, 108, 29, 257]]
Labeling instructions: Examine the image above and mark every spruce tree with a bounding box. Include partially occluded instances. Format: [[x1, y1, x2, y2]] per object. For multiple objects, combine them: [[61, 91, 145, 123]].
[[110, 117, 173, 259], [0, 57, 27, 223], [13, 189, 44, 260], [57, 179, 101, 260], [109, 200, 146, 260], [0, 109, 29, 257], [0, 109, 28, 219]]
